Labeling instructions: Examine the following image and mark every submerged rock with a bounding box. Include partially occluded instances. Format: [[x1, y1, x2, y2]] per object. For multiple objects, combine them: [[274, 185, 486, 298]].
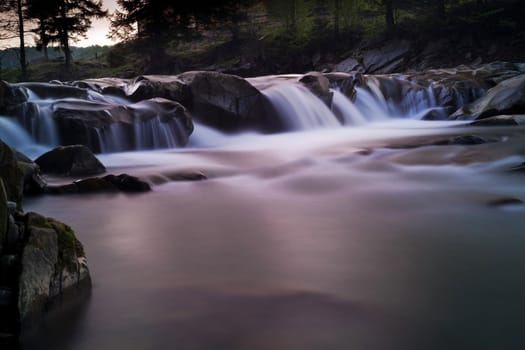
[[46, 173, 151, 194], [35, 145, 106, 176]]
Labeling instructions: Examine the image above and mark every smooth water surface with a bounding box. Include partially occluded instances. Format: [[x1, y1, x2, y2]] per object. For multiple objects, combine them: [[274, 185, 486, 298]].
[[22, 124, 525, 350]]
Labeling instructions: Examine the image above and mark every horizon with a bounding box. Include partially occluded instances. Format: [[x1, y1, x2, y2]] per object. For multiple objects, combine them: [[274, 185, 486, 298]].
[[1, 0, 119, 49]]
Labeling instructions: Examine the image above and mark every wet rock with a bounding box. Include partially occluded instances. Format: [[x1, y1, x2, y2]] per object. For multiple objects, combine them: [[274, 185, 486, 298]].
[[469, 114, 525, 126], [103, 174, 151, 193], [15, 151, 46, 196], [121, 75, 192, 105], [0, 180, 7, 256], [487, 197, 524, 207], [336, 40, 412, 74], [451, 74, 525, 120], [46, 173, 151, 194], [0, 80, 27, 115], [432, 135, 494, 146], [0, 141, 24, 206], [299, 72, 333, 107], [16, 82, 88, 100], [177, 71, 266, 132], [507, 162, 525, 173], [18, 212, 91, 329], [53, 97, 193, 152], [35, 145, 106, 177]]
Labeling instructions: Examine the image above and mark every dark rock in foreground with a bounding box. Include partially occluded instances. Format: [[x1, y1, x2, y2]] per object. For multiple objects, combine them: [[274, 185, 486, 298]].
[[35, 145, 106, 176], [0, 140, 91, 345]]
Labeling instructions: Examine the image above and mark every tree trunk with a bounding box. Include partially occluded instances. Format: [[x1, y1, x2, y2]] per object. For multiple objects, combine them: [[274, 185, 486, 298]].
[[334, 0, 340, 38], [384, 0, 395, 32], [436, 0, 446, 19], [290, 0, 297, 32], [16, 0, 27, 80], [60, 4, 71, 70], [39, 17, 49, 60]]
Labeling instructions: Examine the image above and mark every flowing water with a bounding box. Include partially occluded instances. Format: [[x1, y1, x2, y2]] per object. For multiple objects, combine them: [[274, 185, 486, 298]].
[[4, 78, 525, 349]]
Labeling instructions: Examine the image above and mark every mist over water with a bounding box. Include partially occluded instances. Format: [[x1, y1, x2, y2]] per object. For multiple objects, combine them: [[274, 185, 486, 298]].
[[5, 76, 525, 349]]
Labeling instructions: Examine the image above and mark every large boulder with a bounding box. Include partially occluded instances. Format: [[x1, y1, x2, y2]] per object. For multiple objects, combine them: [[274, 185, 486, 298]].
[[451, 74, 525, 120], [177, 71, 267, 131], [35, 145, 106, 177], [17, 212, 91, 330]]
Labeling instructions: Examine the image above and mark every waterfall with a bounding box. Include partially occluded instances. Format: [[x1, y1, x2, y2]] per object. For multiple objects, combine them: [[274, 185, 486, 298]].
[[0, 116, 51, 158], [14, 85, 60, 146], [352, 77, 448, 120], [262, 83, 342, 130], [96, 116, 185, 153], [0, 116, 34, 148], [260, 78, 455, 131]]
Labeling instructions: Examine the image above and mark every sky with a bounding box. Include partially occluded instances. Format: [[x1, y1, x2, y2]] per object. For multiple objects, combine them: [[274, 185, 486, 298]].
[[76, 0, 119, 47]]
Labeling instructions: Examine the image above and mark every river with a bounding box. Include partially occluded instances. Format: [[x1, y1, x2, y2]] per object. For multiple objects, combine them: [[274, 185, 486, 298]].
[[20, 119, 525, 349]]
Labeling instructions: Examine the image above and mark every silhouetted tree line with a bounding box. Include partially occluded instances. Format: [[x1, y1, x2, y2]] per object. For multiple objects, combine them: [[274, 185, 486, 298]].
[[1, 0, 523, 79]]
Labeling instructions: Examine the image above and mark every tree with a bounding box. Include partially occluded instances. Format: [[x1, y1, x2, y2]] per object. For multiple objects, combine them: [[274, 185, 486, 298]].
[[110, 0, 253, 47], [25, 0, 58, 60], [29, 0, 106, 70], [0, 0, 28, 80]]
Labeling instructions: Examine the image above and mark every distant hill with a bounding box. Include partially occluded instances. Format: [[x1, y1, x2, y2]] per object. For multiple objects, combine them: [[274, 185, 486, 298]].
[[0, 46, 110, 69]]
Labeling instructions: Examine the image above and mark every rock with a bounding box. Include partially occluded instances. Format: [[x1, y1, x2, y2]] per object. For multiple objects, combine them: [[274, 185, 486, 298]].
[[0, 179, 7, 256], [335, 57, 361, 73], [177, 71, 267, 131], [0, 80, 27, 115], [336, 40, 412, 74], [15, 151, 46, 196], [46, 173, 151, 194], [507, 162, 525, 173], [0, 141, 24, 206], [299, 72, 333, 107], [52, 97, 193, 152], [432, 135, 494, 146], [451, 74, 525, 120], [17, 212, 91, 329], [16, 82, 88, 100], [35, 145, 106, 177], [103, 174, 151, 193], [487, 197, 524, 207], [121, 75, 192, 106], [469, 114, 525, 126]]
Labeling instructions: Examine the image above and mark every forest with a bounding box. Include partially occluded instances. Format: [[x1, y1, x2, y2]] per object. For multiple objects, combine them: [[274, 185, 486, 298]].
[[1, 0, 524, 81]]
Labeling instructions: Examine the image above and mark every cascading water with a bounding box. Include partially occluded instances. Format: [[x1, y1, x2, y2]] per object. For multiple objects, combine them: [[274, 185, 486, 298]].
[[96, 116, 186, 153], [262, 83, 342, 130], [0, 116, 34, 148]]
